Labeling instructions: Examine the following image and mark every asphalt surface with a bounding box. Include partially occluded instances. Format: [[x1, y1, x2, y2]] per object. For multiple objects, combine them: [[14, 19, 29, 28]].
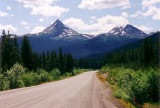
[[0, 71, 117, 108]]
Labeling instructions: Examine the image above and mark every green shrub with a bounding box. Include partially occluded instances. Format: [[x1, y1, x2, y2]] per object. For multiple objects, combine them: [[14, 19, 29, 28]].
[[7, 63, 26, 89], [0, 74, 10, 91], [31, 73, 41, 85], [16, 76, 25, 88], [50, 69, 61, 80], [102, 66, 159, 105], [73, 68, 89, 75], [100, 66, 110, 73], [145, 69, 159, 102], [36, 68, 46, 74], [0, 73, 3, 91], [0, 64, 88, 91], [130, 73, 150, 104], [1, 78, 10, 90], [117, 69, 134, 95], [39, 71, 50, 82], [22, 73, 35, 86], [65, 72, 72, 77], [113, 89, 130, 101]]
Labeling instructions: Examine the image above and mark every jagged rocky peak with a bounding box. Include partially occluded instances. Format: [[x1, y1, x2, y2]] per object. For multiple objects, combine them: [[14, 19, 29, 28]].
[[29, 19, 94, 40], [107, 24, 148, 38], [43, 19, 66, 34]]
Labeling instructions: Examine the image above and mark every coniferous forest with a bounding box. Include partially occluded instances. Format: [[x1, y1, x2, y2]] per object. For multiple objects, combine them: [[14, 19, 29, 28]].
[[0, 30, 92, 91], [100, 32, 160, 106]]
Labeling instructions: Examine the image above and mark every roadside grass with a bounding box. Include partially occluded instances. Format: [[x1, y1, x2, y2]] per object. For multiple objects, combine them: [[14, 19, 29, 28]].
[[99, 66, 160, 108], [96, 72, 106, 84]]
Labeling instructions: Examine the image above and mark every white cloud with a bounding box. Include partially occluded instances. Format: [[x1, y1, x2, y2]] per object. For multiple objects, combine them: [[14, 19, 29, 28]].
[[130, 0, 160, 20], [17, 0, 54, 6], [31, 26, 45, 34], [63, 15, 128, 34], [50, 21, 54, 24], [143, 6, 160, 20], [24, 5, 69, 17], [6, 6, 12, 10], [39, 18, 44, 22], [20, 21, 28, 25], [135, 25, 153, 31], [142, 0, 160, 8], [17, 0, 69, 17], [0, 11, 8, 17], [131, 6, 160, 20], [25, 26, 30, 30], [122, 12, 128, 18], [0, 24, 17, 32], [90, 16, 96, 20], [130, 11, 143, 18], [78, 0, 130, 10]]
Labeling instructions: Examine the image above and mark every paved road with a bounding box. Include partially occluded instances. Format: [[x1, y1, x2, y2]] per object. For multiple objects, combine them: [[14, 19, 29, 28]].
[[0, 71, 117, 108]]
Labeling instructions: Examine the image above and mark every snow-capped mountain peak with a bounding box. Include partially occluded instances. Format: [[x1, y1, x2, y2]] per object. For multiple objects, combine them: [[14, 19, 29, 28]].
[[107, 24, 148, 38], [28, 19, 94, 41]]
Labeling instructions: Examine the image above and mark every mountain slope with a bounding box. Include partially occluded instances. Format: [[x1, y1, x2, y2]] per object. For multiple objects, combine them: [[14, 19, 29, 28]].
[[107, 24, 148, 38], [27, 19, 93, 41], [60, 24, 150, 57], [61, 34, 140, 58], [16, 21, 150, 58], [84, 32, 159, 60]]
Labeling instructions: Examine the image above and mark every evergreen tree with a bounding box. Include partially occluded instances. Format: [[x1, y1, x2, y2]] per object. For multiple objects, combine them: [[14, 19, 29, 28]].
[[41, 51, 46, 69], [21, 36, 32, 70], [10, 36, 20, 65], [58, 48, 65, 75], [66, 54, 74, 74], [50, 50, 57, 70], [1, 30, 13, 70]]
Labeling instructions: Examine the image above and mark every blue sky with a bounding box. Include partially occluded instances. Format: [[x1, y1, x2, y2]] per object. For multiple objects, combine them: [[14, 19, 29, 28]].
[[0, 0, 160, 35]]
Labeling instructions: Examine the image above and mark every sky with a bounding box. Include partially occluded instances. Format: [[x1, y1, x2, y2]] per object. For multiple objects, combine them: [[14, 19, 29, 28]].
[[0, 0, 160, 35]]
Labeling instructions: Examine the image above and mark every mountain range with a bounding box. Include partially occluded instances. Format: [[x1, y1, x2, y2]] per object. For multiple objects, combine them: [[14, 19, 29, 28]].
[[27, 19, 94, 41], [19, 19, 149, 58]]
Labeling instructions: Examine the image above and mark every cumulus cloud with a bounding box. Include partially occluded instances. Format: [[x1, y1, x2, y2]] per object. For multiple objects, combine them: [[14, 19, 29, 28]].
[[0, 11, 8, 17], [142, 0, 160, 8], [90, 16, 96, 20], [39, 18, 44, 22], [31, 26, 45, 34], [6, 6, 12, 10], [24, 5, 69, 17], [0, 24, 17, 32], [20, 21, 28, 25], [17, 0, 69, 17], [122, 12, 128, 18], [78, 0, 130, 10], [63, 15, 128, 34], [131, 6, 160, 20], [143, 6, 160, 20], [131, 0, 160, 20], [135, 25, 153, 31], [17, 0, 54, 6], [130, 11, 143, 18]]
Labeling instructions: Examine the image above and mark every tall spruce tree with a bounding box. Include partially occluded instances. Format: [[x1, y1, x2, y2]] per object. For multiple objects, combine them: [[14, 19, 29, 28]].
[[66, 54, 74, 74], [21, 36, 32, 70], [1, 30, 13, 71], [58, 48, 65, 75], [50, 50, 57, 70], [10, 36, 20, 65]]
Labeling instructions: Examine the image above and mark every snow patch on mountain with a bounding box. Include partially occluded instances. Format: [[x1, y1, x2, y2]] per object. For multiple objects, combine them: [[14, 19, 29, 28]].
[[107, 24, 148, 38]]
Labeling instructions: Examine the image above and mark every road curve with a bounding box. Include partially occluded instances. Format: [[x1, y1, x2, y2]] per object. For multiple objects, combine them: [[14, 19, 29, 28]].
[[0, 71, 117, 108]]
